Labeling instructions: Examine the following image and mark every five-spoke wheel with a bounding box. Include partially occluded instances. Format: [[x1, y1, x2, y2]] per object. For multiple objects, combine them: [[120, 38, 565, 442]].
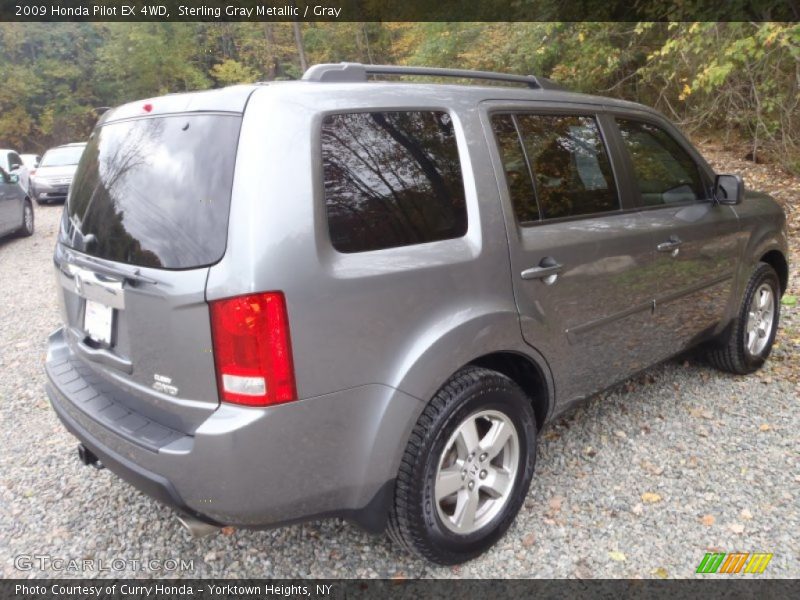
[[387, 366, 537, 565]]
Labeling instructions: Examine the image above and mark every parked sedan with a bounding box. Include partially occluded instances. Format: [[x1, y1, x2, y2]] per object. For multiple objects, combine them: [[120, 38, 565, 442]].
[[0, 166, 33, 239], [30, 143, 86, 205]]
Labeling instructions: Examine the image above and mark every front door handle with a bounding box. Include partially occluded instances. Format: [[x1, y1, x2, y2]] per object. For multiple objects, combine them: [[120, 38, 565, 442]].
[[521, 261, 563, 284], [657, 236, 683, 253]]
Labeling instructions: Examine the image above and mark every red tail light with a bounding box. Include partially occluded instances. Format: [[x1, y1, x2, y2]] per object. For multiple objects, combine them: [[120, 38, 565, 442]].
[[209, 292, 297, 407]]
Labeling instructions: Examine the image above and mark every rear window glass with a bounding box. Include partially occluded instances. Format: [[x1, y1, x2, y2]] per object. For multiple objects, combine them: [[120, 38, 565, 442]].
[[321, 111, 467, 253], [62, 114, 241, 269]]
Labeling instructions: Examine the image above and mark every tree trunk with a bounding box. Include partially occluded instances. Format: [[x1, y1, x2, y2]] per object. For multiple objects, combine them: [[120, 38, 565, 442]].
[[292, 20, 307, 73], [262, 23, 278, 79]]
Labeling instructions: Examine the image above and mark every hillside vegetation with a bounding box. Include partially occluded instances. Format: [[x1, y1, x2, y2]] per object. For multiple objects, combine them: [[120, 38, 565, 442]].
[[0, 22, 798, 172]]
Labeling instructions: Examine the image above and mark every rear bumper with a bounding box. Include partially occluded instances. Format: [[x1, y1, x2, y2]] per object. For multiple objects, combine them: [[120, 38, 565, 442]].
[[45, 327, 422, 532]]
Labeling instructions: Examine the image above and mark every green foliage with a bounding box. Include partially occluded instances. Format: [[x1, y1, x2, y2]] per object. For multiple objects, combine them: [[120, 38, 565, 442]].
[[210, 59, 258, 86], [0, 22, 798, 173]]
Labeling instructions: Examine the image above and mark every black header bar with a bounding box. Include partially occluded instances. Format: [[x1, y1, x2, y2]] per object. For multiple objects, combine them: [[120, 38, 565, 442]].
[[2, 0, 799, 22]]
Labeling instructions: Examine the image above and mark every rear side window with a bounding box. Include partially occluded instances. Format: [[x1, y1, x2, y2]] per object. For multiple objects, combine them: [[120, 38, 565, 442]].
[[321, 111, 467, 253], [63, 114, 241, 269], [492, 115, 539, 222], [616, 119, 706, 205], [492, 114, 619, 222]]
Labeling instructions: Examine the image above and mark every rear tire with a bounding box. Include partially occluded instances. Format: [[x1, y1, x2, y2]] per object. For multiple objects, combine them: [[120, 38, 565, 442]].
[[387, 367, 537, 565], [18, 200, 34, 237], [707, 262, 780, 374]]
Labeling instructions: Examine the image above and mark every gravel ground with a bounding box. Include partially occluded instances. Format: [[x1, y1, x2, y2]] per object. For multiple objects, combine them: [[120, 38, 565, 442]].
[[0, 202, 797, 580]]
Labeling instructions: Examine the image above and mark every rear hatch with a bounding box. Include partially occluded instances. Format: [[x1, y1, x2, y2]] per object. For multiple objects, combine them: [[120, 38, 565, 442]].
[[53, 91, 250, 434]]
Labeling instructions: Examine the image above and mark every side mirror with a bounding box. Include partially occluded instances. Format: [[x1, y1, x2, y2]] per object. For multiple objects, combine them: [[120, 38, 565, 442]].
[[714, 174, 744, 205], [8, 173, 19, 184], [10, 163, 21, 171]]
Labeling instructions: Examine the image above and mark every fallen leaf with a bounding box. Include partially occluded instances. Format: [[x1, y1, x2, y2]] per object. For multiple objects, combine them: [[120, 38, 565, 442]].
[[220, 526, 235, 536], [689, 407, 713, 419], [652, 567, 669, 579], [574, 559, 593, 579], [613, 430, 627, 439], [740, 508, 753, 520], [631, 503, 643, 515], [548, 496, 564, 514], [642, 492, 662, 504], [701, 514, 715, 526], [759, 423, 771, 431], [522, 532, 536, 547], [608, 551, 626, 562], [781, 294, 797, 306], [728, 522, 745, 534], [641, 461, 664, 476]]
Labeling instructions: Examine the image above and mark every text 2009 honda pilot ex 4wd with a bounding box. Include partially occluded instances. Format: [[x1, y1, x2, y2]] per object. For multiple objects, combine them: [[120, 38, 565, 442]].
[[46, 63, 789, 565]]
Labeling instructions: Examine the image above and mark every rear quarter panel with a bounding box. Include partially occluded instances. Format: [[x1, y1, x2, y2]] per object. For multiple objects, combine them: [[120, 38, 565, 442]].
[[205, 84, 543, 408]]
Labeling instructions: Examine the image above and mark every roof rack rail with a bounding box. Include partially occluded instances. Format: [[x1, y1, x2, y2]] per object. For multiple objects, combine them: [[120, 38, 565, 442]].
[[302, 62, 561, 90]]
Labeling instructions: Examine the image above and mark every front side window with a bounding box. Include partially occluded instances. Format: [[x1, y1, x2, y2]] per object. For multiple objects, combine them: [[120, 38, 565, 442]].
[[616, 119, 706, 206], [492, 113, 619, 222], [321, 111, 467, 253]]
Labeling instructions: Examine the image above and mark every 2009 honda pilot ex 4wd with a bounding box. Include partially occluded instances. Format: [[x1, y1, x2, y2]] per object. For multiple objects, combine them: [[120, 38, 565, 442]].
[[46, 63, 789, 565]]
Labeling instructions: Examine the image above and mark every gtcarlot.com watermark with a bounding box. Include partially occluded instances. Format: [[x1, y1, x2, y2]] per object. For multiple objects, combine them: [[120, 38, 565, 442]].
[[15, 554, 194, 573]]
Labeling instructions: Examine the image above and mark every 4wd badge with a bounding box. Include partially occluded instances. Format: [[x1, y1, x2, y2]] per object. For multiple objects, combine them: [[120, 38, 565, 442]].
[[152, 373, 178, 396]]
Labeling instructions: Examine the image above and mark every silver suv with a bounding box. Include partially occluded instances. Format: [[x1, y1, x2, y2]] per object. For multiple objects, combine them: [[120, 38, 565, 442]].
[[46, 63, 789, 564]]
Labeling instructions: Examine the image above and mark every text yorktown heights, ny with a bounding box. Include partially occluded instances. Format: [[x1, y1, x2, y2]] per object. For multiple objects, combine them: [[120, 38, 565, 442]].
[[16, 584, 335, 597]]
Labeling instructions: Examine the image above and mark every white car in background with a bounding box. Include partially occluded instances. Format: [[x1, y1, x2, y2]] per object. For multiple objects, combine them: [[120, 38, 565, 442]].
[[30, 143, 86, 205], [0, 149, 31, 193], [20, 153, 41, 170]]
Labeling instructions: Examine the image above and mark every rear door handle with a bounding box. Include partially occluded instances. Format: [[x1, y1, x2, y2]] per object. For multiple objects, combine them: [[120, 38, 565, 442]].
[[657, 236, 683, 253], [521, 262, 563, 283]]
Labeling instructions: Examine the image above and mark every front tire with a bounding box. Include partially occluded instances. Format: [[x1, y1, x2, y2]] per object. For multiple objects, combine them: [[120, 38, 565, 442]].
[[708, 262, 780, 374], [387, 367, 537, 565], [19, 200, 34, 237]]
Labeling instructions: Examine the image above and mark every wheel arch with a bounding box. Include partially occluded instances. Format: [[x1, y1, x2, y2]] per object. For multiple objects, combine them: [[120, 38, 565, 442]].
[[760, 249, 788, 294], [388, 309, 555, 430], [468, 351, 551, 431]]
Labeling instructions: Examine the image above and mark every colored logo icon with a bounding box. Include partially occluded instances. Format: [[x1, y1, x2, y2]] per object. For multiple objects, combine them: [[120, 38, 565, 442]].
[[696, 552, 773, 574]]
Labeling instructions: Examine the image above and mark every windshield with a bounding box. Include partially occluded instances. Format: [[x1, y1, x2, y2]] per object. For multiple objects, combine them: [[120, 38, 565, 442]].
[[62, 114, 241, 269], [40, 146, 85, 167]]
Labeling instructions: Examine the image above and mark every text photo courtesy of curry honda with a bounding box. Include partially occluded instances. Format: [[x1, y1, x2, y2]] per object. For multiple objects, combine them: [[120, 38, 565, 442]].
[[0, 4, 798, 586]]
